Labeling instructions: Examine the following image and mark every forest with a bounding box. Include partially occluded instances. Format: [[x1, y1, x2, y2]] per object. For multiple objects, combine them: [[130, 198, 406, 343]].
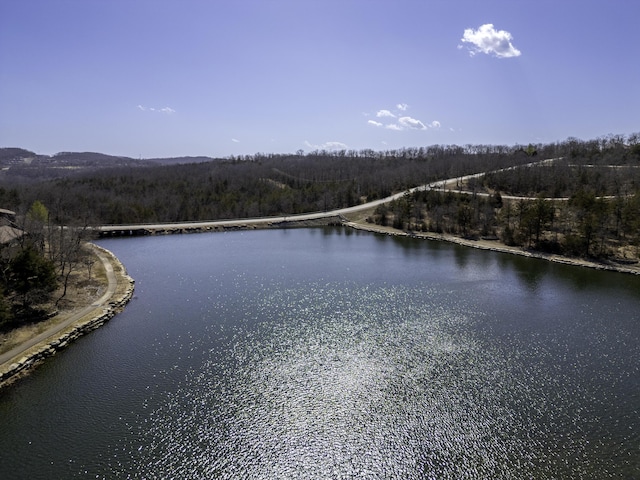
[[371, 135, 640, 260], [1, 140, 572, 224], [1, 133, 639, 327]]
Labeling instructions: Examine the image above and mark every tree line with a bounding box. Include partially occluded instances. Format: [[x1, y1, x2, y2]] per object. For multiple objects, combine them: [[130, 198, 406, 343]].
[[372, 188, 640, 258], [1, 141, 564, 225]]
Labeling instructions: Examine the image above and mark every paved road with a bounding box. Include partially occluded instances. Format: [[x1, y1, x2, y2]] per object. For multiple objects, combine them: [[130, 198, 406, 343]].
[[0, 246, 117, 366]]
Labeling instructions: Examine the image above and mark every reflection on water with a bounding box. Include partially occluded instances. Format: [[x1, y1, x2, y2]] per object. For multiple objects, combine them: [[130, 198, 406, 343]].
[[0, 228, 638, 479], [134, 284, 539, 479]]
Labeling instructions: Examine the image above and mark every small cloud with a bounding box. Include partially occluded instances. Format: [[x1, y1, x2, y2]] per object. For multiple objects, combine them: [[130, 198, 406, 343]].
[[369, 105, 435, 132], [231, 138, 240, 143], [304, 140, 348, 151], [137, 104, 176, 114], [460, 23, 521, 58], [376, 109, 396, 118], [399, 116, 427, 130]]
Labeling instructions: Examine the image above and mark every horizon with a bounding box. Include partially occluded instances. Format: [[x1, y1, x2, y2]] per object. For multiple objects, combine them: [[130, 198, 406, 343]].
[[3, 129, 638, 161], [1, 0, 638, 158]]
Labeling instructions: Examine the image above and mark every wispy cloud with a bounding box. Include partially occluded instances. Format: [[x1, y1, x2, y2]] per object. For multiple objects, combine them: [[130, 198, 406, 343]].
[[368, 120, 383, 127], [231, 138, 240, 143], [396, 103, 408, 111], [137, 104, 176, 114], [460, 23, 521, 58], [376, 109, 396, 118], [304, 140, 348, 151]]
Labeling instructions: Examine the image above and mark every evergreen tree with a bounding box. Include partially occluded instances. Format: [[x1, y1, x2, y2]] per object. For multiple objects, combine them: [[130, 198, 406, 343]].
[[9, 246, 57, 309]]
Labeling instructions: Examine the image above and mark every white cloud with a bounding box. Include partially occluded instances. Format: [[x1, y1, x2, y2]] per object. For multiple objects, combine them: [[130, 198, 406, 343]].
[[231, 138, 240, 143], [368, 105, 438, 132], [399, 116, 427, 130], [460, 23, 521, 58], [304, 140, 348, 151], [376, 109, 396, 118], [137, 104, 176, 114]]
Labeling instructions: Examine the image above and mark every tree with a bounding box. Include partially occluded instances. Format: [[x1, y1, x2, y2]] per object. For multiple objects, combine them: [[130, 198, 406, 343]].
[[9, 246, 57, 310], [531, 197, 555, 246], [456, 203, 473, 237], [24, 200, 49, 253], [566, 189, 612, 257], [0, 290, 10, 327], [54, 226, 91, 306], [27, 200, 49, 223]]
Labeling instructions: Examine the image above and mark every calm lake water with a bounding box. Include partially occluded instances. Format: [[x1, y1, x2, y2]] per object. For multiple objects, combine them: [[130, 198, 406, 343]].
[[0, 228, 638, 479]]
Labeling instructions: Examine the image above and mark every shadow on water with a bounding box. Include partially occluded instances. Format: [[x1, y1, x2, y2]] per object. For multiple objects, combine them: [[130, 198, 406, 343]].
[[345, 225, 640, 298], [500, 250, 640, 296]]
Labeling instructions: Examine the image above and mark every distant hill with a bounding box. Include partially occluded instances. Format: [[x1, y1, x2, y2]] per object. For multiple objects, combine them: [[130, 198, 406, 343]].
[[145, 156, 220, 165], [0, 148, 221, 183], [0, 148, 39, 163], [50, 151, 142, 164]]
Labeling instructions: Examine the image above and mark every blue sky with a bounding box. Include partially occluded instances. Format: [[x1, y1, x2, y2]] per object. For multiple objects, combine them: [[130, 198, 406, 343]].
[[1, 0, 638, 158]]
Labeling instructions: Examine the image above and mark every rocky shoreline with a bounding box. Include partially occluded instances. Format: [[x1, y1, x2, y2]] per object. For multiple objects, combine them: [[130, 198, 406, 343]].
[[0, 246, 135, 389]]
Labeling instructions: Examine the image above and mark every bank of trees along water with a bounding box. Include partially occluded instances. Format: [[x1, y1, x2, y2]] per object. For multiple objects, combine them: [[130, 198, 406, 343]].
[[0, 201, 93, 329], [1, 133, 639, 264], [375, 136, 640, 260]]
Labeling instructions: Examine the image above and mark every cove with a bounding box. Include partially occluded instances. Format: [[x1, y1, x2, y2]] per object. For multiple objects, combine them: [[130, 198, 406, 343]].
[[0, 227, 638, 479]]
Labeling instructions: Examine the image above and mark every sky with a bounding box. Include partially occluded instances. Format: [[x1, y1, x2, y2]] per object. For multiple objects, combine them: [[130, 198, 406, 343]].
[[1, 0, 638, 158]]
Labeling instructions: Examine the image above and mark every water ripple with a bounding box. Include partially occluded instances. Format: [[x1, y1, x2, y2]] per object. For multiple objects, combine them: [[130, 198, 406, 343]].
[[121, 282, 560, 479]]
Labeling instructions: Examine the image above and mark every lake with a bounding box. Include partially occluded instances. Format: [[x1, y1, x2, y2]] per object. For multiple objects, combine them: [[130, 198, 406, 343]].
[[0, 228, 638, 479]]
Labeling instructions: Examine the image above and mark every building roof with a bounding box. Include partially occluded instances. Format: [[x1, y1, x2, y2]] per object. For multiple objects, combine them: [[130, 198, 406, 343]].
[[0, 225, 23, 244]]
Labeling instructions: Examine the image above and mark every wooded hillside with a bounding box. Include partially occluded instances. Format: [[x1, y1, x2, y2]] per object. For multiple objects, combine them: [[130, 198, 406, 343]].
[[1, 133, 639, 259]]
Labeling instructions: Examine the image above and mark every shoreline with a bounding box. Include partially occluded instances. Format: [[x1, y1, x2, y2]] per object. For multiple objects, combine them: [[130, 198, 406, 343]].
[[0, 244, 135, 390], [1, 217, 637, 389]]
